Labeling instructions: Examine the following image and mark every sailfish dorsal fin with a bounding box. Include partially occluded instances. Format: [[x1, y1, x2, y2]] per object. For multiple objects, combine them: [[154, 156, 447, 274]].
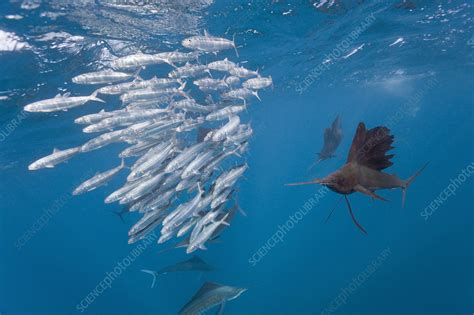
[[193, 282, 221, 298], [347, 122, 394, 171]]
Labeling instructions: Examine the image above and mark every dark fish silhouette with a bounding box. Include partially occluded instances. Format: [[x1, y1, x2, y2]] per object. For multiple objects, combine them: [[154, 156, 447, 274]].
[[178, 282, 247, 315], [310, 115, 343, 169], [288, 122, 427, 234], [141, 256, 214, 288]]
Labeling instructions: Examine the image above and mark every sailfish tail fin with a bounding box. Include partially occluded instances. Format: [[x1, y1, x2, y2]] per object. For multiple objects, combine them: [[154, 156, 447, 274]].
[[141, 270, 158, 288], [402, 162, 429, 207]]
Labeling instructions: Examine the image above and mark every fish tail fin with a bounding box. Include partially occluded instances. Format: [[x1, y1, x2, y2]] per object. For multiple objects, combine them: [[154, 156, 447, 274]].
[[252, 90, 261, 101], [178, 81, 187, 91], [215, 213, 230, 226], [133, 68, 143, 80], [233, 194, 247, 217], [178, 82, 190, 99], [141, 270, 158, 288], [237, 205, 247, 217], [232, 33, 239, 57], [165, 59, 177, 68], [402, 162, 429, 207], [230, 146, 242, 158], [89, 91, 106, 103]]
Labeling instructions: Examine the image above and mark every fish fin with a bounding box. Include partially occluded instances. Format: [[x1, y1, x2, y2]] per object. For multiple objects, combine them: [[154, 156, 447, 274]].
[[332, 115, 341, 129], [238, 206, 247, 217], [323, 126, 333, 143], [324, 196, 342, 223], [197, 182, 204, 195], [197, 127, 213, 143], [216, 300, 226, 315], [181, 281, 222, 311], [347, 122, 394, 170], [232, 33, 239, 57], [119, 158, 126, 169], [89, 91, 106, 103], [252, 90, 261, 101], [54, 93, 61, 98], [344, 195, 367, 234], [402, 162, 429, 207], [216, 220, 230, 227], [133, 68, 143, 81], [197, 282, 221, 296], [199, 244, 207, 250], [112, 210, 126, 223], [140, 270, 158, 288], [63, 92, 71, 97], [53, 148, 59, 153], [167, 60, 178, 68], [216, 213, 231, 226], [354, 184, 389, 202], [285, 179, 320, 186], [204, 29, 210, 37], [209, 236, 222, 243], [177, 81, 188, 97]]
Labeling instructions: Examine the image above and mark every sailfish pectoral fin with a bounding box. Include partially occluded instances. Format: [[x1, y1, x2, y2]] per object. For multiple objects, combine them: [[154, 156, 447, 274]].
[[354, 185, 389, 202], [216, 300, 226, 315], [324, 196, 343, 224], [344, 195, 367, 235]]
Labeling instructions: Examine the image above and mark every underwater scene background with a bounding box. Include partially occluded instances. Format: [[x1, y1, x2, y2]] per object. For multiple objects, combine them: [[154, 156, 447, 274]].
[[0, 0, 473, 314]]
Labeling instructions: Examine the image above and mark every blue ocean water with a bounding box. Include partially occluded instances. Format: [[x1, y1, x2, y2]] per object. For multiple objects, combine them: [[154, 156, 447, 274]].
[[0, 0, 473, 314]]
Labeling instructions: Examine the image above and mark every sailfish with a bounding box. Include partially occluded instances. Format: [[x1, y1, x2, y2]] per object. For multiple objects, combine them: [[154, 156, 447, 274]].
[[287, 122, 428, 234], [309, 115, 343, 169]]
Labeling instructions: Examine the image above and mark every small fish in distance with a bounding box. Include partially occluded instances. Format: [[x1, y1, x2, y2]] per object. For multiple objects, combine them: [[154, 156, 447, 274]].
[[309, 115, 343, 169]]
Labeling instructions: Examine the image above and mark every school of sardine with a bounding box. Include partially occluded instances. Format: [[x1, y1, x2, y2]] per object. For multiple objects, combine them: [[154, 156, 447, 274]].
[[24, 32, 272, 254]]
